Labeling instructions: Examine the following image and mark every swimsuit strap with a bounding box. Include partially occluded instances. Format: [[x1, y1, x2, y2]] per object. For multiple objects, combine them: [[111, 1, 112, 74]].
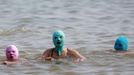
[[67, 48, 69, 54], [67, 48, 69, 51], [51, 48, 55, 57]]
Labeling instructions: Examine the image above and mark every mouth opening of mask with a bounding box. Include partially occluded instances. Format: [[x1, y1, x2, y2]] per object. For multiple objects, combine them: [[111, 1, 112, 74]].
[[57, 41, 61, 44]]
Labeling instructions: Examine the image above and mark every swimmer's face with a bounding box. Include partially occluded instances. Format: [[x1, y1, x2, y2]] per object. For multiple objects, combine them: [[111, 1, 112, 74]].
[[114, 41, 124, 50], [53, 30, 65, 47], [114, 36, 128, 51], [6, 45, 19, 61]]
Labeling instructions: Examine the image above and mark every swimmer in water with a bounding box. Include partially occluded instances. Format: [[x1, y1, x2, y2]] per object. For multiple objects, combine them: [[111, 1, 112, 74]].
[[42, 30, 86, 62], [114, 36, 128, 52], [110, 36, 134, 55], [2, 45, 19, 65]]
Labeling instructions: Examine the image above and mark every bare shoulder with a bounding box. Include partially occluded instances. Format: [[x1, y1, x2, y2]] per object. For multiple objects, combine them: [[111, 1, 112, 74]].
[[67, 48, 79, 53], [67, 48, 82, 56], [43, 48, 53, 55], [107, 49, 134, 56], [42, 48, 54, 59], [67, 48, 76, 51], [122, 51, 134, 56]]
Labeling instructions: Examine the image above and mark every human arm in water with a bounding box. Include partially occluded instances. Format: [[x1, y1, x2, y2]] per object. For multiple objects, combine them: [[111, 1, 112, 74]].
[[67, 48, 86, 62], [3, 61, 18, 65]]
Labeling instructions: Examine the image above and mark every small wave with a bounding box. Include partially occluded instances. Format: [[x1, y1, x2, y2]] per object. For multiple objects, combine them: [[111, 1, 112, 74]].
[[0, 27, 31, 36]]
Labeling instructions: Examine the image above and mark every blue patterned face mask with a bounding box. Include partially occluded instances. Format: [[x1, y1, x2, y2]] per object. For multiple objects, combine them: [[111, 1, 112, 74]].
[[53, 30, 65, 56], [114, 36, 128, 51]]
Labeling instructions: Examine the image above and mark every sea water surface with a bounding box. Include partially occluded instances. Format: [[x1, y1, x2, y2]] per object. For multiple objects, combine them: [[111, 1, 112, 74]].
[[0, 0, 134, 75]]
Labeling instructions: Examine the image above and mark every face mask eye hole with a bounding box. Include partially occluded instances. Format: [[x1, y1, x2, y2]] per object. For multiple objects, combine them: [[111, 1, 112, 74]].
[[7, 51, 10, 53], [12, 51, 15, 53], [119, 44, 122, 47], [55, 37, 57, 39], [60, 36, 63, 39]]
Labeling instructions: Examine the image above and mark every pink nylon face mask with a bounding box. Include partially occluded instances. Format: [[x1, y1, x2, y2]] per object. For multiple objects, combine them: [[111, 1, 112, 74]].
[[5, 45, 19, 61]]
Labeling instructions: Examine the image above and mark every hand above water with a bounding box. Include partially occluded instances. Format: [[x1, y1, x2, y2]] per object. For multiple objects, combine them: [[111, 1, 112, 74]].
[[75, 57, 86, 63]]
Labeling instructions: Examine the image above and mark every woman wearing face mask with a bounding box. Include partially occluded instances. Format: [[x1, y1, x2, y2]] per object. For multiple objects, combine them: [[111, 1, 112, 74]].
[[42, 30, 86, 62], [2, 45, 19, 65], [114, 36, 128, 51], [109, 36, 134, 55]]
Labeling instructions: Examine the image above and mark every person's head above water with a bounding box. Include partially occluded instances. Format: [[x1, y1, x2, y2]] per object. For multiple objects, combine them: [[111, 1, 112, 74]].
[[5, 45, 19, 61], [52, 30, 65, 56], [114, 36, 128, 51]]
